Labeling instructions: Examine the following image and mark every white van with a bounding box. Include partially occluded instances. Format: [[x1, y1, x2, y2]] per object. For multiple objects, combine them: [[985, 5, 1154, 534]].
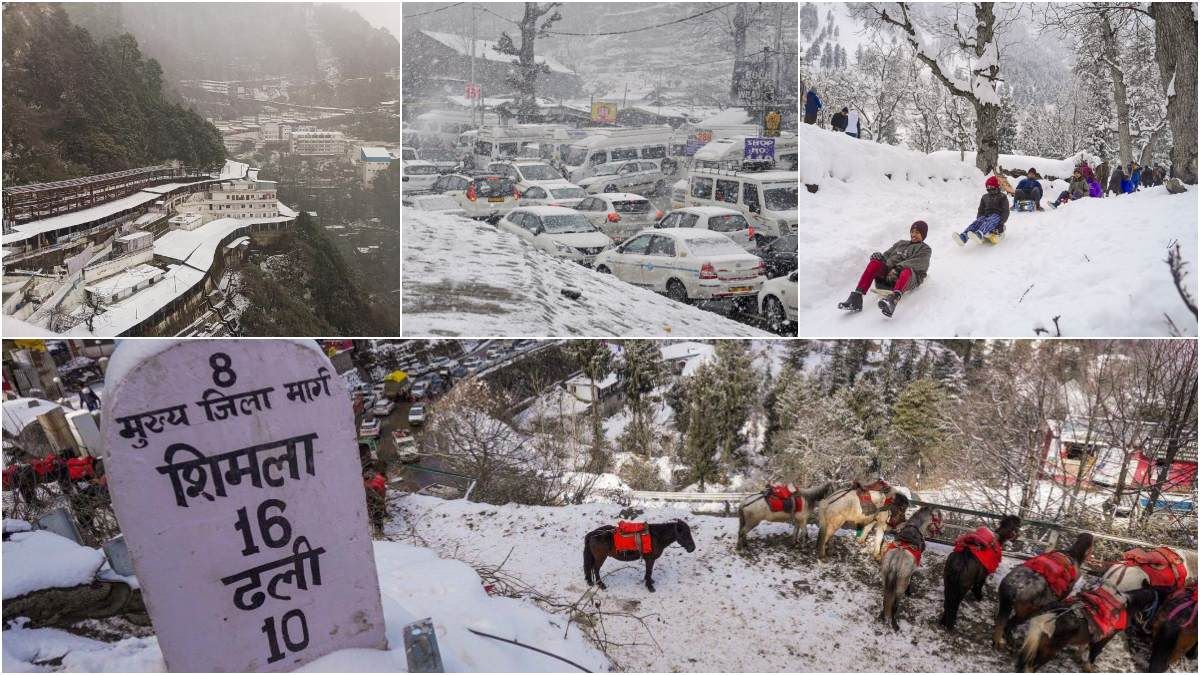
[[471, 124, 571, 167], [693, 133, 798, 172], [559, 126, 678, 183], [685, 168, 798, 240], [415, 110, 499, 146]]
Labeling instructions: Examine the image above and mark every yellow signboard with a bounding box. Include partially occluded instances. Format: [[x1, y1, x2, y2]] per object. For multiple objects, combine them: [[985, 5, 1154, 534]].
[[12, 340, 47, 352], [763, 110, 782, 137], [591, 101, 618, 124]]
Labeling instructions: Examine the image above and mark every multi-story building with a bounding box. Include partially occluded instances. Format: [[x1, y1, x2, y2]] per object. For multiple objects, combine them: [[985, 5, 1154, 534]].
[[175, 178, 280, 224], [289, 130, 346, 156], [358, 146, 395, 187]]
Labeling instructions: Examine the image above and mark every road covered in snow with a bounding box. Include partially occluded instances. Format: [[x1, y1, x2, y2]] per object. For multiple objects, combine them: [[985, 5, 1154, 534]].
[[390, 495, 1167, 673], [800, 125, 1198, 337], [402, 209, 771, 337]]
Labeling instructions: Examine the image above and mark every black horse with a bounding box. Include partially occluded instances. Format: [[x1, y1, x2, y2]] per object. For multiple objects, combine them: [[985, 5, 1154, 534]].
[[583, 519, 696, 592], [940, 514, 1022, 630], [994, 532, 1093, 650]]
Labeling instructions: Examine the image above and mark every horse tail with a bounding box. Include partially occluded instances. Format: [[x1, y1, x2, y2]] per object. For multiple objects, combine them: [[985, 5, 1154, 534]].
[[1017, 612, 1056, 672], [583, 535, 595, 585], [1148, 620, 1180, 672]]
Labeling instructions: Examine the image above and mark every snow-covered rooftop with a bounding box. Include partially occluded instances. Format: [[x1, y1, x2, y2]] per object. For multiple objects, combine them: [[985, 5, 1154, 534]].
[[83, 264, 165, 297], [360, 146, 393, 162], [1, 191, 161, 246]]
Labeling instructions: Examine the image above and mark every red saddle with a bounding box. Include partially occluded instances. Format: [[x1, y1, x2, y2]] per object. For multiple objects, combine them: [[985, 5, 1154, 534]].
[[1074, 586, 1127, 641], [1122, 547, 1188, 591], [1023, 551, 1079, 599], [365, 474, 386, 495], [613, 521, 653, 554], [30, 456, 59, 478], [67, 456, 95, 481], [766, 484, 803, 513], [885, 539, 923, 566], [954, 526, 1003, 574]]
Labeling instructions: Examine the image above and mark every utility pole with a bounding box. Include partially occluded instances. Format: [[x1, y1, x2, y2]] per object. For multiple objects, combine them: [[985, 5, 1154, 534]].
[[470, 4, 478, 128], [774, 3, 784, 97]]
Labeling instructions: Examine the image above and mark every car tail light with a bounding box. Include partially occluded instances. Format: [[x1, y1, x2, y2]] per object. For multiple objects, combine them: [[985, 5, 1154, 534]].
[[699, 262, 718, 280], [655, 209, 664, 219], [755, 260, 766, 276], [466, 184, 477, 201], [607, 211, 621, 222], [513, 187, 521, 199], [747, 225, 756, 240]]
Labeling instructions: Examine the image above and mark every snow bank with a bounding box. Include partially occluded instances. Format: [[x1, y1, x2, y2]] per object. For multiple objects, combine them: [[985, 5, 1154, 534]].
[[402, 209, 770, 337], [799, 124, 981, 187], [3, 531, 106, 600], [929, 150, 1101, 180]]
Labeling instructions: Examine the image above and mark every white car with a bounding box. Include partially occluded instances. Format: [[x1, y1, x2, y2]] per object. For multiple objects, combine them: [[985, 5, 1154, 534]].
[[758, 270, 798, 332], [519, 181, 589, 207], [402, 160, 440, 192], [432, 173, 520, 219], [576, 160, 667, 196], [670, 178, 689, 209], [405, 194, 467, 217], [496, 206, 613, 266], [656, 206, 757, 251], [394, 433, 420, 463], [372, 398, 395, 417], [408, 404, 427, 426], [487, 160, 566, 190], [593, 228, 766, 303], [401, 146, 419, 161], [574, 193, 662, 243]]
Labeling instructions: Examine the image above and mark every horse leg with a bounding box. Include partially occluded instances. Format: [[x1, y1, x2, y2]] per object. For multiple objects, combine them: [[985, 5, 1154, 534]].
[[1086, 636, 1113, 672], [791, 512, 801, 546], [941, 575, 962, 630], [972, 576, 986, 601], [818, 515, 841, 560], [736, 508, 747, 550], [643, 555, 657, 593], [594, 553, 608, 590], [584, 541, 594, 586], [871, 519, 886, 560], [993, 593, 1014, 649]]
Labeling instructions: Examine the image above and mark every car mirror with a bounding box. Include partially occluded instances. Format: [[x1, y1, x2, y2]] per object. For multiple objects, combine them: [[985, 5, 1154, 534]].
[[789, 271, 797, 281], [533, 224, 544, 235]]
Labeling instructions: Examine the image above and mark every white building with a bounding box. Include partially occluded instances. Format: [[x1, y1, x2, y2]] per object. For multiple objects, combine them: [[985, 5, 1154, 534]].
[[359, 146, 395, 187], [175, 178, 280, 224], [290, 130, 346, 156]]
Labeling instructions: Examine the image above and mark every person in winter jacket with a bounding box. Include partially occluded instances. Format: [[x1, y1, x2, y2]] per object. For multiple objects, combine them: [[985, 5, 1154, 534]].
[[1140, 165, 1154, 189], [1087, 177, 1102, 197], [845, 110, 861, 138], [1108, 164, 1126, 196], [1076, 160, 1095, 183], [1129, 162, 1142, 192], [1013, 168, 1044, 210], [954, 176, 1010, 244], [1095, 161, 1111, 196], [804, 90, 823, 125], [838, 220, 932, 318], [830, 107, 848, 132], [1050, 170, 1089, 208]]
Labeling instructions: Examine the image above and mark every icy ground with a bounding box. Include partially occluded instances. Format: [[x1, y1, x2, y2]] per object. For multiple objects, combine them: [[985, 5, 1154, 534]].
[[390, 495, 1187, 673], [800, 126, 1198, 337], [402, 209, 770, 337], [1, 531, 607, 673]]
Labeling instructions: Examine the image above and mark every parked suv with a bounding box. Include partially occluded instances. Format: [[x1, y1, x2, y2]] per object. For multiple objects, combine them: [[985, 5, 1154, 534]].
[[576, 160, 667, 196], [574, 193, 661, 243]]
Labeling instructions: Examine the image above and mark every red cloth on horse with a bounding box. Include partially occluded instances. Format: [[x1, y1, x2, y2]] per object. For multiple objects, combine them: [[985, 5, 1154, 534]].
[[954, 526, 1003, 574], [1122, 547, 1188, 591], [67, 456, 95, 481], [30, 456, 58, 478], [886, 539, 922, 566], [365, 474, 386, 495], [1, 465, 15, 489], [613, 521, 653, 554], [1075, 586, 1127, 641], [766, 484, 803, 513], [1023, 551, 1078, 599]]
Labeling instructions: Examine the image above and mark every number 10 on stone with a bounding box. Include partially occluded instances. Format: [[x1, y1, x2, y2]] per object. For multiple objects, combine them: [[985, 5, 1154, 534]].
[[102, 341, 386, 672]]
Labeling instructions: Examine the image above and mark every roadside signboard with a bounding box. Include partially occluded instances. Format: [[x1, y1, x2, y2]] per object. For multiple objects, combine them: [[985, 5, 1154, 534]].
[[763, 109, 782, 137], [744, 137, 776, 161], [591, 101, 618, 124], [101, 340, 387, 672], [465, 83, 481, 100]]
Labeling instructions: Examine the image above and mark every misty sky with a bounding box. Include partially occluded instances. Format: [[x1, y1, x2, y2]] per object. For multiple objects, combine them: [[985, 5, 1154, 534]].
[[348, 1, 401, 38]]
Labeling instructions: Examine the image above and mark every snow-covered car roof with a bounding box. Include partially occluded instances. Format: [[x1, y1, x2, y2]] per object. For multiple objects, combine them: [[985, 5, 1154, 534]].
[[509, 205, 586, 215], [491, 160, 554, 167], [528, 180, 582, 190], [649, 227, 743, 241], [403, 160, 437, 169], [591, 193, 650, 202], [668, 206, 744, 217]]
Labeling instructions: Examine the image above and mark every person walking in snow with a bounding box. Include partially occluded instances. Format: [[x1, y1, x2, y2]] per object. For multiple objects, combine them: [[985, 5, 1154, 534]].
[[830, 107, 848, 132], [1013, 168, 1044, 210], [804, 89, 823, 125], [1087, 176, 1102, 197], [845, 109, 861, 139], [837, 220, 932, 318], [953, 176, 1010, 244], [1121, 163, 1136, 193], [1108, 164, 1126, 196], [1095, 160, 1111, 197], [1130, 162, 1144, 191], [1050, 170, 1088, 208]]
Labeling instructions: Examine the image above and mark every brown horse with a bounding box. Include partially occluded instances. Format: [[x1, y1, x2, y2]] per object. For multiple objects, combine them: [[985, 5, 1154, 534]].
[[1148, 582, 1197, 672], [1017, 584, 1158, 672], [583, 520, 696, 593]]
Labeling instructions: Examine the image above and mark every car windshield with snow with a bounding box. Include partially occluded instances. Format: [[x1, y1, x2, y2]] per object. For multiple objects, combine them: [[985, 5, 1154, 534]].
[[540, 213, 598, 234]]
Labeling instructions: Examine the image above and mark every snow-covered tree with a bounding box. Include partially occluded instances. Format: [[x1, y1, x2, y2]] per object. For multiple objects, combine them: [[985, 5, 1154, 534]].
[[617, 340, 666, 457], [565, 340, 612, 469]]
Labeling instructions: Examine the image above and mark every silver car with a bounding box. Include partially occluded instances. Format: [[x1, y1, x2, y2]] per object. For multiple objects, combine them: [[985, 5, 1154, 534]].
[[574, 193, 661, 243], [576, 160, 667, 196]]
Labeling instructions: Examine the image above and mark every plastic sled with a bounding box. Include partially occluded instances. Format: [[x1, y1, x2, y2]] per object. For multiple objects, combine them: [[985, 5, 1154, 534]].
[[1014, 200, 1036, 212], [870, 277, 926, 297]]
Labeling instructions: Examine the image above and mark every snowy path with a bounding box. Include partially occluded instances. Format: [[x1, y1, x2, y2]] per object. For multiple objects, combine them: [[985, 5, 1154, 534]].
[[402, 209, 771, 337], [391, 496, 1174, 673], [800, 126, 1197, 337]]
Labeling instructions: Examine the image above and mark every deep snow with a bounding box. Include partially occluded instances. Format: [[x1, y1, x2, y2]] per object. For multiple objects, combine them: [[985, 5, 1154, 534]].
[[801, 126, 1198, 336], [401, 209, 770, 337]]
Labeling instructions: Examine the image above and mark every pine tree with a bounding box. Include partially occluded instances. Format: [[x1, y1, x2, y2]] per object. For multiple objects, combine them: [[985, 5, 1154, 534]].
[[773, 374, 870, 482], [711, 341, 757, 470], [997, 84, 1019, 154], [566, 340, 613, 471], [888, 378, 951, 490], [617, 341, 666, 457], [681, 361, 723, 488]]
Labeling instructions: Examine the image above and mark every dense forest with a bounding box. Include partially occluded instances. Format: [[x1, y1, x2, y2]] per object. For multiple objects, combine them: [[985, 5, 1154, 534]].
[[2, 3, 225, 184]]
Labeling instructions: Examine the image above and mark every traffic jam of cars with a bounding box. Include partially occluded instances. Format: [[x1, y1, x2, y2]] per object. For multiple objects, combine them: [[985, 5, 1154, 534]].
[[402, 123, 798, 333]]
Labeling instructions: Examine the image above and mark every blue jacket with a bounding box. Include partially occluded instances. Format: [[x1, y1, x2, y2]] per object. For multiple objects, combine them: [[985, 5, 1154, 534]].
[[805, 91, 822, 115], [1130, 168, 1142, 185], [1015, 177, 1041, 192]]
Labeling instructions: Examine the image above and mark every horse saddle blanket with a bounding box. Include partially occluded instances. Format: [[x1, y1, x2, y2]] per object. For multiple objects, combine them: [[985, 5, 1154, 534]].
[[954, 527, 1003, 574], [365, 474, 386, 495], [29, 456, 59, 478], [613, 521, 652, 554], [1023, 551, 1078, 599], [766, 484, 803, 513], [1075, 586, 1127, 641], [67, 456, 95, 481], [1122, 547, 1188, 591], [854, 479, 894, 516], [1161, 583, 1197, 628], [885, 539, 923, 567]]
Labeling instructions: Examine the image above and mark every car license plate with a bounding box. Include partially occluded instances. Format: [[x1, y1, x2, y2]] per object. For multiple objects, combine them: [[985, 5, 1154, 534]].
[[729, 286, 752, 293], [488, 196, 504, 203]]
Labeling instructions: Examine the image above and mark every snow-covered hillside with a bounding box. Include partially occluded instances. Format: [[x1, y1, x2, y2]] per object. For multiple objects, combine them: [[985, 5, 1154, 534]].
[[801, 126, 1198, 336], [391, 495, 1173, 673], [402, 209, 770, 337]]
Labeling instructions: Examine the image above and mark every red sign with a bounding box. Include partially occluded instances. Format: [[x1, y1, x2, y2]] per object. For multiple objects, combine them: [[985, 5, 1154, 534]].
[[465, 83, 481, 100]]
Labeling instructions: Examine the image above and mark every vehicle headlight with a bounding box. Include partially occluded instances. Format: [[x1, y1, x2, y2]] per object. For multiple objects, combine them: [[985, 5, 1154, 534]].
[[554, 242, 575, 253]]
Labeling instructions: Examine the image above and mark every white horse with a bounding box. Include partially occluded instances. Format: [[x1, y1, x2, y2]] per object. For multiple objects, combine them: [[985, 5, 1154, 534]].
[[736, 481, 835, 549], [1100, 546, 1196, 593], [816, 479, 910, 561]]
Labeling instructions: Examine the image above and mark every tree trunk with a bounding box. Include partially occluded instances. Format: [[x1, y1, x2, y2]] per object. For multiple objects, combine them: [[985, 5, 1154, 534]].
[[729, 5, 749, 100], [517, 6, 540, 123], [1099, 13, 1134, 167], [1152, 2, 1198, 183], [974, 100, 1000, 174]]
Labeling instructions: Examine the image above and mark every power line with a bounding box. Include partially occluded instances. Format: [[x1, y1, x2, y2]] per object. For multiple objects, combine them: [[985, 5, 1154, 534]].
[[403, 2, 465, 20], [481, 3, 735, 36]]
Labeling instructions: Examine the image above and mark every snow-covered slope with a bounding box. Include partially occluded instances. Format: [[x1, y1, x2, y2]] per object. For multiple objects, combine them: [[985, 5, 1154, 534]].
[[391, 495, 1166, 673], [801, 127, 1198, 336], [402, 209, 770, 337]]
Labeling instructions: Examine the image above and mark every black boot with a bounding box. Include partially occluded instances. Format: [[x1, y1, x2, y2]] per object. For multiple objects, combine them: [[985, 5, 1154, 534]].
[[838, 290, 863, 312], [878, 291, 901, 317]]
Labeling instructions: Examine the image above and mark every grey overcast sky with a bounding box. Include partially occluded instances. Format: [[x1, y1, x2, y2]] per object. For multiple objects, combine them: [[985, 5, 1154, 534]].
[[346, 2, 401, 39]]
